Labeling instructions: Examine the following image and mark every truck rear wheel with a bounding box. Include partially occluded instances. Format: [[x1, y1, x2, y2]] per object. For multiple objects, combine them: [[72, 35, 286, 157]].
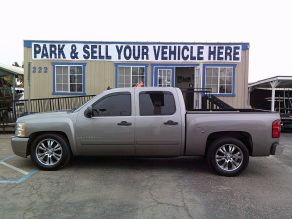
[[30, 133, 71, 170], [207, 137, 249, 176]]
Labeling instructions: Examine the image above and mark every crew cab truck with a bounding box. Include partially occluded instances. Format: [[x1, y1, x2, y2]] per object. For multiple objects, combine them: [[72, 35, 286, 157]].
[[11, 87, 282, 176]]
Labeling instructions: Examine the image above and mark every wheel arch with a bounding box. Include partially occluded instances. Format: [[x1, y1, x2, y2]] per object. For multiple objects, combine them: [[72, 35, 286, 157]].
[[205, 131, 253, 156], [27, 131, 73, 156]]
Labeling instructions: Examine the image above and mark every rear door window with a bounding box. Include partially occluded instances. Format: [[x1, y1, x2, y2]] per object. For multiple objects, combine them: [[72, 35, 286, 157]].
[[139, 91, 176, 116]]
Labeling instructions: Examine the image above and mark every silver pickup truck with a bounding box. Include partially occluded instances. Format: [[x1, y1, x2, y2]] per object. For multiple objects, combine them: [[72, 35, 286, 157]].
[[11, 87, 281, 176]]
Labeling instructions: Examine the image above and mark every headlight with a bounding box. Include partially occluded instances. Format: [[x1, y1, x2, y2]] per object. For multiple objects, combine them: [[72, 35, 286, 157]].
[[15, 123, 26, 137]]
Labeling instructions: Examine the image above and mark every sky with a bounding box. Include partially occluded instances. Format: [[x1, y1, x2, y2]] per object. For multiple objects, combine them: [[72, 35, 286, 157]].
[[0, 0, 291, 82]]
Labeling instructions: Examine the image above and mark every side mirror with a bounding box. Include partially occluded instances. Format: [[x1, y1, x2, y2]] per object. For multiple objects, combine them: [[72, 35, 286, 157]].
[[84, 106, 93, 118]]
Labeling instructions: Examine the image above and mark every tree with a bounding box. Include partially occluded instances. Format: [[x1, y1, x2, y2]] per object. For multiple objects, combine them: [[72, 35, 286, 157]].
[[12, 62, 24, 87]]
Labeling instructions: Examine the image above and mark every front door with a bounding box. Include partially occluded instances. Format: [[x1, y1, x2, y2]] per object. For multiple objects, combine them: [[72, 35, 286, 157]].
[[134, 89, 183, 156], [75, 91, 135, 155]]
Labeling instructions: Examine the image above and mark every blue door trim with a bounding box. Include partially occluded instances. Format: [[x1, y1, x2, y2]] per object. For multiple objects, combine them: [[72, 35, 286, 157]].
[[153, 66, 175, 87]]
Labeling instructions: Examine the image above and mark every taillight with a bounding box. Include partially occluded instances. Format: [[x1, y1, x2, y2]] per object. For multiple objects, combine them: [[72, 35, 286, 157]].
[[272, 120, 281, 138]]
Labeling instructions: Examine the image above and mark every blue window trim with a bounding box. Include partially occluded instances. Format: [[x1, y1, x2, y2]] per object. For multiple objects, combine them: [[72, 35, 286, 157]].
[[52, 62, 86, 96], [151, 64, 199, 87], [202, 64, 236, 97], [24, 40, 249, 50], [115, 63, 148, 88]]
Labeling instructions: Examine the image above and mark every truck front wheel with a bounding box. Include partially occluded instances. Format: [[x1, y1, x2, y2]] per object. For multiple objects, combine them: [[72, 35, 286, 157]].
[[30, 133, 71, 170], [207, 137, 249, 176]]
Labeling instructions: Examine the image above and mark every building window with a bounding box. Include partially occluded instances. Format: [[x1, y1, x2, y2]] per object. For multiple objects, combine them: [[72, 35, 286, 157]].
[[116, 65, 147, 87], [157, 69, 172, 87], [204, 65, 235, 95], [53, 63, 85, 95]]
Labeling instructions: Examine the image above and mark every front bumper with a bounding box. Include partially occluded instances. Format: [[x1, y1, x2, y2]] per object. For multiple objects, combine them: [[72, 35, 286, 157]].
[[11, 136, 29, 158], [270, 143, 284, 155]]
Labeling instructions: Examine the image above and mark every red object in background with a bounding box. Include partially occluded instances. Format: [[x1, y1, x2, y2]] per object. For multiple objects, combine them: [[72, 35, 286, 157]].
[[134, 82, 144, 87]]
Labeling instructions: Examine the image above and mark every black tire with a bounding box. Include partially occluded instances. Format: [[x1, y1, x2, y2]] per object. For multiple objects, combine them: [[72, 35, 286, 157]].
[[207, 137, 249, 177], [30, 133, 72, 170]]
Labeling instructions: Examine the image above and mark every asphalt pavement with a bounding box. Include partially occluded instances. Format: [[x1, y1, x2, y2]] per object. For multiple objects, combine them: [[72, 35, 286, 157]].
[[1, 133, 292, 219]]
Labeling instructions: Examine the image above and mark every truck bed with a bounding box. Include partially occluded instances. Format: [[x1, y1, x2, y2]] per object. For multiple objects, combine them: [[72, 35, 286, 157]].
[[185, 110, 279, 157]]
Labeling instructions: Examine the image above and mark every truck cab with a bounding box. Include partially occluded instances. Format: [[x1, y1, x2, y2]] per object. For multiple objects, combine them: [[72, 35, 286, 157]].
[[76, 87, 185, 156]]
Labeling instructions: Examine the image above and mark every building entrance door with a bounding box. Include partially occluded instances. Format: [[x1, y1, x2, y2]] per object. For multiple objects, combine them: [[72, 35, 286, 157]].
[[154, 66, 201, 109], [175, 67, 195, 109], [175, 67, 194, 90]]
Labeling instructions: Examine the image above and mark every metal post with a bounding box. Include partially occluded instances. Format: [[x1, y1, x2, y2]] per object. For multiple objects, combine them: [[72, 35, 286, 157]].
[[28, 62, 32, 113], [270, 81, 279, 112], [271, 86, 276, 111], [12, 74, 16, 120]]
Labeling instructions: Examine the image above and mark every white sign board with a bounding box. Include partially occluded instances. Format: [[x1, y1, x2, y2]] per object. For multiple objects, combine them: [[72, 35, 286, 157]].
[[32, 43, 242, 62]]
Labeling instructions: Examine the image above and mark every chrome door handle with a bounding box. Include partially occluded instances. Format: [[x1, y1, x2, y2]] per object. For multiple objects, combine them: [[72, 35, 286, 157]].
[[117, 121, 132, 126], [164, 120, 178, 125]]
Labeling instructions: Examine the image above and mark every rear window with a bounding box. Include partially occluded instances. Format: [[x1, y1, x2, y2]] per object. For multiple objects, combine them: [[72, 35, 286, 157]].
[[139, 91, 176, 116]]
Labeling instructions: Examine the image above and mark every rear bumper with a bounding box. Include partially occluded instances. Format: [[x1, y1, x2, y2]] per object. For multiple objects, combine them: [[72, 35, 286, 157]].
[[11, 137, 29, 158], [270, 143, 284, 155]]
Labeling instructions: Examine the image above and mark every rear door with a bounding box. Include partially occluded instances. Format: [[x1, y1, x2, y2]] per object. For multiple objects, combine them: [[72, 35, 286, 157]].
[[134, 89, 183, 156]]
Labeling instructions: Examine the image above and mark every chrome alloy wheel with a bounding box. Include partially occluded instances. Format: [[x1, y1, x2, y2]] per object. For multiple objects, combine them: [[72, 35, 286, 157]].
[[215, 144, 243, 172], [36, 138, 63, 166]]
